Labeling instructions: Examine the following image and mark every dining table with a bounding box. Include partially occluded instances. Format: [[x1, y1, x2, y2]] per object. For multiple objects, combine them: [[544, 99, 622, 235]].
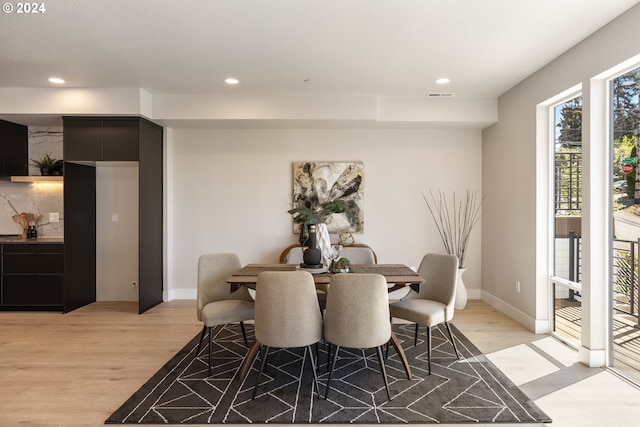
[[227, 263, 424, 381]]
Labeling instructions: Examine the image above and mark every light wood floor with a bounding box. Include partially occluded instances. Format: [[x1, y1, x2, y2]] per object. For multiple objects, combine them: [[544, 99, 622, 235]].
[[1, 299, 639, 427], [555, 298, 640, 381]]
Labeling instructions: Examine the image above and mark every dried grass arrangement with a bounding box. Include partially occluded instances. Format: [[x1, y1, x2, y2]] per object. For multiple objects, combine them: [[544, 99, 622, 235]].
[[423, 190, 484, 268]]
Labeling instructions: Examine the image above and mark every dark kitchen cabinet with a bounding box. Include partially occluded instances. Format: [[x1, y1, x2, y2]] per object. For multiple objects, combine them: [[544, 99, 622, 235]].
[[0, 119, 28, 176], [0, 243, 64, 310], [63, 116, 163, 314], [102, 119, 140, 160], [64, 117, 140, 162], [62, 119, 102, 161]]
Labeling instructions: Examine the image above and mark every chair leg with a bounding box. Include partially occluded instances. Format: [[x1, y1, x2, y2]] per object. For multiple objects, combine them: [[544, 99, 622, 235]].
[[427, 326, 431, 375], [325, 344, 341, 399], [258, 344, 268, 375], [444, 322, 460, 359], [208, 326, 213, 376], [326, 343, 333, 372], [239, 321, 248, 347], [196, 325, 207, 355], [306, 345, 321, 399], [414, 323, 419, 346], [376, 345, 392, 401], [252, 345, 270, 400], [386, 316, 392, 358]]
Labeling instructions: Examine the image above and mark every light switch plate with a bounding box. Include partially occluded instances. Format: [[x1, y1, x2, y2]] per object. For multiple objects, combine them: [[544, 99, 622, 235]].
[[49, 212, 59, 223]]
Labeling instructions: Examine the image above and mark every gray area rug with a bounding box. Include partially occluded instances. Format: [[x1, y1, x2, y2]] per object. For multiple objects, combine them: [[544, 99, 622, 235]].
[[106, 323, 551, 424]]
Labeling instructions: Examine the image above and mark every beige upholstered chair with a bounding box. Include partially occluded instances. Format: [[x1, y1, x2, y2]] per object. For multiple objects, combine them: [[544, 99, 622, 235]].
[[281, 244, 377, 310], [252, 271, 324, 399], [338, 246, 376, 264], [281, 244, 377, 265], [196, 253, 254, 376], [324, 273, 392, 400], [389, 253, 460, 375]]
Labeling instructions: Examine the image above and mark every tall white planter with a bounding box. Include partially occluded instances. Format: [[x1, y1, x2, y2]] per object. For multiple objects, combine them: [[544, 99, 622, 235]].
[[455, 268, 468, 310]]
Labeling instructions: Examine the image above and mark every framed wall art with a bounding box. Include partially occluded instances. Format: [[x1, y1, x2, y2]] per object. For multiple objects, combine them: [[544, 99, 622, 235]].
[[292, 161, 364, 233]]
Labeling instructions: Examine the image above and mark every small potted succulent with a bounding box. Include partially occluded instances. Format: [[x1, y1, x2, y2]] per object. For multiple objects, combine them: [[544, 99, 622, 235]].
[[329, 257, 352, 273], [30, 153, 58, 176]]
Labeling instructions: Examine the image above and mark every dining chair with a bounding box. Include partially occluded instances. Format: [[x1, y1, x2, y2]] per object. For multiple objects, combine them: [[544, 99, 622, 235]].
[[389, 253, 460, 375], [196, 253, 255, 376], [281, 245, 331, 312], [280, 244, 377, 265], [324, 273, 392, 400], [338, 246, 377, 264], [281, 244, 377, 312], [252, 270, 324, 399]]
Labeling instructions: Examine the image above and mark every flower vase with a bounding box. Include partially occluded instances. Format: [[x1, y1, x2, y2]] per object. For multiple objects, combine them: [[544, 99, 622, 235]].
[[455, 268, 468, 310]]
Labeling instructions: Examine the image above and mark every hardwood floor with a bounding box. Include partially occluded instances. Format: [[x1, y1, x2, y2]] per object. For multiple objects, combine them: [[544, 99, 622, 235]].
[[554, 298, 640, 382], [1, 299, 639, 426]]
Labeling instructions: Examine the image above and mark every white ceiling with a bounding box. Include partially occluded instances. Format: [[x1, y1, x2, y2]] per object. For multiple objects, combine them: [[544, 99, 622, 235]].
[[1, 0, 639, 124]]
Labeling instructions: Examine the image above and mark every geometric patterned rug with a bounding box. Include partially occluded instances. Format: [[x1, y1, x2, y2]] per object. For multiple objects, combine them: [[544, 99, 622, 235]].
[[106, 323, 551, 424]]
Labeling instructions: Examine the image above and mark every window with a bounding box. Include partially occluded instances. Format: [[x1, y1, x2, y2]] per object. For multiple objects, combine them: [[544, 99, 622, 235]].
[[552, 95, 583, 346], [610, 67, 640, 381]]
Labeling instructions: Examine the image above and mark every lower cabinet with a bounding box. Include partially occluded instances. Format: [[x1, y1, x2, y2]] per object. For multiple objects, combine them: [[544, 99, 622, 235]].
[[0, 243, 64, 310]]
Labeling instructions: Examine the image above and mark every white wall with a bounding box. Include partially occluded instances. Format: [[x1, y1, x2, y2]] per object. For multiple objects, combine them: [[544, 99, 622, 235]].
[[167, 128, 482, 298], [96, 164, 139, 301], [482, 3, 640, 345]]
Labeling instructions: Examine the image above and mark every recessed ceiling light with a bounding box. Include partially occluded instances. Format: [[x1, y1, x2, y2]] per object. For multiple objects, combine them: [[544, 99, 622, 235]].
[[48, 77, 65, 84], [224, 78, 239, 85], [436, 78, 450, 85]]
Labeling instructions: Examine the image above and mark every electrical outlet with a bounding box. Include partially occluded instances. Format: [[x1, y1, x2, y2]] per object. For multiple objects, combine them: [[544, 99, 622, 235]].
[[49, 212, 59, 222], [516, 281, 521, 293], [112, 213, 119, 223]]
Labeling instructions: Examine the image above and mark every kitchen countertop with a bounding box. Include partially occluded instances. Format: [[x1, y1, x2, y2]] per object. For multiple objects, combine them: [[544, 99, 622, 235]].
[[0, 235, 63, 243]]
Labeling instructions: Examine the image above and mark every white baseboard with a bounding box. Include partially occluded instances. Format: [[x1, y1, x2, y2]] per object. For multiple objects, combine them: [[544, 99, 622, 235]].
[[481, 290, 550, 334], [579, 346, 606, 367], [165, 288, 197, 301], [467, 288, 481, 300]]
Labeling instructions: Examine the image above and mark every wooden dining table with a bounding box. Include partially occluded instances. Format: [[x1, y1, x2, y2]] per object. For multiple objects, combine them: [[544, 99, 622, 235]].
[[227, 263, 424, 381]]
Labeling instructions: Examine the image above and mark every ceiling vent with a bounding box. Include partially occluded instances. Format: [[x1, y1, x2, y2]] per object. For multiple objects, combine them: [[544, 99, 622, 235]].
[[426, 92, 455, 97]]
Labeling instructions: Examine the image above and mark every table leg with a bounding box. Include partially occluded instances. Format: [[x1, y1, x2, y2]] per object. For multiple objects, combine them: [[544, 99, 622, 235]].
[[389, 331, 412, 380], [237, 339, 260, 381]]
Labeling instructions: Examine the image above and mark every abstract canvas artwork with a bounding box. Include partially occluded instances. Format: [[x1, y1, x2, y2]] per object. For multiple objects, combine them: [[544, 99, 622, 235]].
[[292, 162, 364, 233]]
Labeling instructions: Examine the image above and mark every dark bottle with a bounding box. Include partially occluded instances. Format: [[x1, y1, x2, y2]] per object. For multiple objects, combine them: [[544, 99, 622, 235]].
[[302, 225, 322, 268]]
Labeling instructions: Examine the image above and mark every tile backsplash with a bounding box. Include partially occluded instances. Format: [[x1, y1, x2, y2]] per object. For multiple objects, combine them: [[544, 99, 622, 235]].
[[0, 126, 64, 237]]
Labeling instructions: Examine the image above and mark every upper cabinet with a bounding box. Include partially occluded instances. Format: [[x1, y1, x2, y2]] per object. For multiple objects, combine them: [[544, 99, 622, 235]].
[[0, 119, 28, 176], [63, 117, 147, 162]]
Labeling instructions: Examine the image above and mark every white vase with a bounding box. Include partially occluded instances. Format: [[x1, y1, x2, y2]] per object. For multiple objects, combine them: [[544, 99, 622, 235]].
[[455, 268, 468, 310], [315, 223, 332, 265]]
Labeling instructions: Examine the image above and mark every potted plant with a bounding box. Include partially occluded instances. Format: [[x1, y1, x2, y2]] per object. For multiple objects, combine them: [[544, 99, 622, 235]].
[[30, 153, 58, 176], [288, 199, 357, 243], [423, 189, 484, 309], [329, 256, 352, 273]]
